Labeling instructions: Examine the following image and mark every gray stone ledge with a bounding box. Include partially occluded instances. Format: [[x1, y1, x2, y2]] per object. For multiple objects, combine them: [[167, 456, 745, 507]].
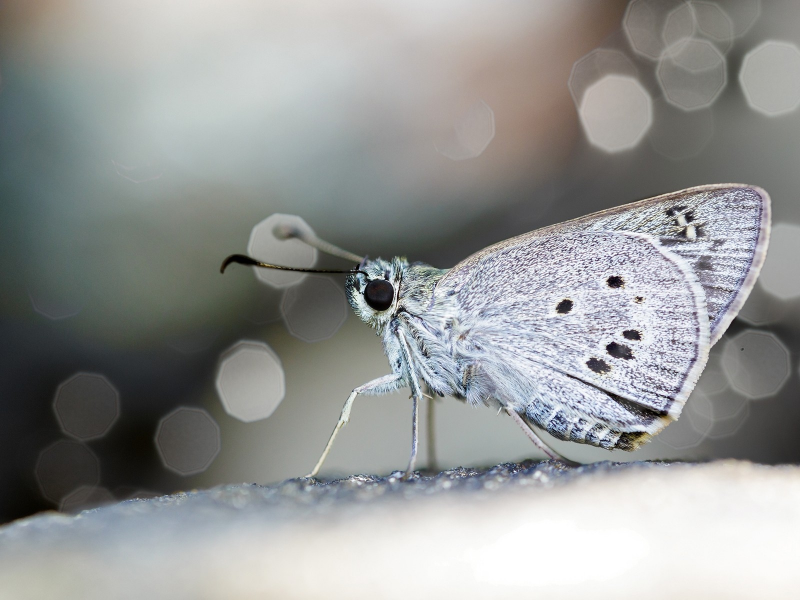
[[1, 460, 799, 599]]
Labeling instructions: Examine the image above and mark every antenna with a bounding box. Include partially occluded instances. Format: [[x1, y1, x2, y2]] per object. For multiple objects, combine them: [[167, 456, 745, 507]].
[[220, 254, 367, 275]]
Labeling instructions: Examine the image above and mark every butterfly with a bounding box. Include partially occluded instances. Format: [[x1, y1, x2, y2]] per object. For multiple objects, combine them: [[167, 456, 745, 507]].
[[222, 183, 770, 475]]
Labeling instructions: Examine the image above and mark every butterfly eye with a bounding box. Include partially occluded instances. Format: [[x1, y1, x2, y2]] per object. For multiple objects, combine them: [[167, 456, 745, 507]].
[[364, 279, 394, 311]]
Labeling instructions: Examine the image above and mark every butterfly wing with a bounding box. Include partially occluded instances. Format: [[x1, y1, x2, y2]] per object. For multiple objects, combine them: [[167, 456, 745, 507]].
[[444, 184, 770, 345], [437, 231, 710, 448]]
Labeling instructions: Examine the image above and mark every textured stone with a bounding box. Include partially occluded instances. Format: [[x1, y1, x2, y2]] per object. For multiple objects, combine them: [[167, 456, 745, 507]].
[[1, 460, 799, 599]]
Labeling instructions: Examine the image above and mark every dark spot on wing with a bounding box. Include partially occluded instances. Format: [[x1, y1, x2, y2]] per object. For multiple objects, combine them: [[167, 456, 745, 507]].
[[684, 210, 695, 222], [634, 296, 644, 303], [607, 342, 634, 359], [607, 275, 624, 288], [696, 226, 706, 237], [667, 205, 689, 221], [660, 237, 681, 246], [696, 256, 714, 271], [587, 357, 612, 374], [555, 299, 573, 314], [623, 329, 642, 341]]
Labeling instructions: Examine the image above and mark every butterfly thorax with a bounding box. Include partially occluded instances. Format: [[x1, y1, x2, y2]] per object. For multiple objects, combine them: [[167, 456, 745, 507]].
[[345, 257, 473, 396], [345, 257, 449, 332]]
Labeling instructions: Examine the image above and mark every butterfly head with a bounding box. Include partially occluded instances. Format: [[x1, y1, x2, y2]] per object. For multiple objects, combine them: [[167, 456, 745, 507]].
[[219, 226, 413, 333], [346, 256, 408, 330]]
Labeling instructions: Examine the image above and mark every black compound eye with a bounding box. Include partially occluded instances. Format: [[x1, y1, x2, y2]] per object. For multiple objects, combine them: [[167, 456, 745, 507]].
[[364, 279, 394, 311]]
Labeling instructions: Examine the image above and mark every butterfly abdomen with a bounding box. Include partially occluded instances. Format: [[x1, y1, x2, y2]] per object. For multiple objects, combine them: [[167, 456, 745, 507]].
[[524, 404, 655, 451]]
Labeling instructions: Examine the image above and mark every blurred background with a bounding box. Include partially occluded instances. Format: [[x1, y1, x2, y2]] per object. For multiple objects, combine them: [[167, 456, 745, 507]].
[[1, 0, 799, 523]]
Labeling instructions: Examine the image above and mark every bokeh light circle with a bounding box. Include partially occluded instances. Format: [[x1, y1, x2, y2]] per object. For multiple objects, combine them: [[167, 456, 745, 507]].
[[53, 372, 120, 441], [721, 330, 791, 399], [657, 38, 726, 111], [624, 0, 691, 61], [155, 407, 221, 475], [435, 100, 495, 161], [35, 440, 101, 504], [659, 390, 714, 450], [758, 222, 800, 300], [578, 75, 653, 152], [247, 214, 318, 288], [725, 0, 762, 37], [281, 275, 348, 343], [59, 485, 115, 513], [692, 2, 734, 53], [740, 41, 800, 116], [216, 340, 285, 422]]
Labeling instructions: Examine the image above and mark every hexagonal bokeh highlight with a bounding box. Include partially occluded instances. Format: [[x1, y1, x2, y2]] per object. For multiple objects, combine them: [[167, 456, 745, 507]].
[[623, 0, 689, 60], [53, 372, 120, 441], [648, 98, 714, 160], [707, 401, 751, 440], [664, 2, 735, 55], [281, 275, 348, 343], [435, 100, 495, 161], [721, 330, 791, 399], [658, 390, 714, 450], [579, 75, 652, 152], [690, 353, 751, 441], [247, 214, 318, 288], [707, 388, 748, 422], [662, 3, 696, 50], [35, 440, 101, 504], [216, 340, 285, 423], [59, 485, 115, 513], [568, 49, 638, 108], [691, 2, 734, 52], [28, 287, 82, 320], [758, 222, 800, 300], [740, 41, 800, 116], [736, 283, 788, 326], [694, 355, 728, 396], [725, 0, 761, 37], [657, 38, 726, 111], [155, 407, 221, 475]]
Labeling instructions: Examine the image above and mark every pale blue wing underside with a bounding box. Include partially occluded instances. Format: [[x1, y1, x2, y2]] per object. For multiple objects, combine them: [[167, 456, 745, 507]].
[[444, 184, 770, 346], [439, 231, 710, 420]]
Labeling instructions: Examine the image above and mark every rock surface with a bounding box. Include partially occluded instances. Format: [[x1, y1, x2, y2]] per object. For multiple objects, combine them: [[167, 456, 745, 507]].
[[1, 460, 799, 599]]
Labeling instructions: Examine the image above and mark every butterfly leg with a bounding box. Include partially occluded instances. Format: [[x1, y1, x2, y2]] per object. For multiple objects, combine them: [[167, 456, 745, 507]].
[[396, 328, 426, 478], [406, 393, 420, 476], [305, 373, 403, 478], [506, 408, 580, 467], [426, 395, 438, 473]]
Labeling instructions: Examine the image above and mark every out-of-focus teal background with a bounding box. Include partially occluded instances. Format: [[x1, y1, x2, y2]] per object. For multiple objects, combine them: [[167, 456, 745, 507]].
[[1, 0, 799, 523]]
